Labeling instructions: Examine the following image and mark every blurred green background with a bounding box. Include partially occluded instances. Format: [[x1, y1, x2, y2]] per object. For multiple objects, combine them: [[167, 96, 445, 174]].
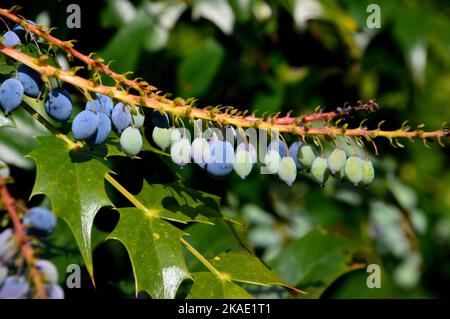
[[1, 0, 449, 298]]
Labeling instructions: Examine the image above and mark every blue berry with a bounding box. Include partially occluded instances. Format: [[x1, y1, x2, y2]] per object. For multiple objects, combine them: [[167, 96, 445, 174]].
[[17, 64, 43, 98], [23, 207, 57, 237], [0, 276, 29, 299], [120, 127, 143, 156], [71, 110, 99, 140], [112, 103, 132, 133], [86, 112, 111, 145], [1, 31, 21, 48], [34, 260, 58, 284], [0, 78, 24, 115], [85, 93, 113, 117], [206, 140, 234, 178], [45, 284, 64, 299], [12, 20, 36, 41], [151, 110, 170, 128], [288, 141, 303, 170], [0, 229, 18, 264], [45, 88, 72, 122]]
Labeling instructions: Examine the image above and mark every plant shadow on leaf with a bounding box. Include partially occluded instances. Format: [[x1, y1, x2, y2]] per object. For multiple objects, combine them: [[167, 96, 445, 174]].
[[160, 183, 221, 221]]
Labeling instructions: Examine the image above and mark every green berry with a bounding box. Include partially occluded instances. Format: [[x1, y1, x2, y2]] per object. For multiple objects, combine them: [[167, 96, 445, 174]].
[[171, 138, 191, 167], [278, 156, 297, 186], [297, 144, 318, 171], [233, 149, 253, 179], [264, 149, 281, 174], [120, 127, 142, 156], [152, 127, 172, 150], [132, 109, 145, 128], [311, 156, 329, 185], [361, 159, 375, 186], [344, 156, 364, 186], [327, 148, 347, 174], [191, 137, 210, 168]]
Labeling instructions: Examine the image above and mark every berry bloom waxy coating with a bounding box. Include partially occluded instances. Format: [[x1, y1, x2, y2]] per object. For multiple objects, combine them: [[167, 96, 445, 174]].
[[17, 64, 43, 98], [120, 127, 143, 156], [152, 127, 172, 150], [278, 156, 297, 186], [112, 103, 132, 133], [328, 148, 347, 174], [171, 138, 192, 167], [72, 110, 99, 140], [311, 156, 329, 185], [297, 144, 318, 171], [23, 207, 57, 237], [0, 78, 24, 115], [344, 156, 364, 186], [45, 88, 72, 122]]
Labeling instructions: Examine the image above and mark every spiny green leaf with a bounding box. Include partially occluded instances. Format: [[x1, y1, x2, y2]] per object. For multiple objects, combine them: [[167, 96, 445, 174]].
[[109, 207, 190, 299], [269, 228, 369, 298], [134, 181, 222, 224], [183, 218, 244, 271], [210, 251, 289, 288], [28, 136, 113, 277], [187, 272, 253, 299]]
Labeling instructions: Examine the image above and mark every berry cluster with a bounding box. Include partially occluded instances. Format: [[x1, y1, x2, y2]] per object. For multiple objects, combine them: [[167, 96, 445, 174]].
[[1, 21, 377, 187], [151, 115, 375, 187], [0, 161, 63, 299], [1, 24, 144, 156]]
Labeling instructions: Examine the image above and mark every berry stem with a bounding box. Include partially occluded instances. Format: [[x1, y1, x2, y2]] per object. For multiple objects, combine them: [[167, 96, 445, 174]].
[[0, 177, 48, 299], [1, 45, 447, 142]]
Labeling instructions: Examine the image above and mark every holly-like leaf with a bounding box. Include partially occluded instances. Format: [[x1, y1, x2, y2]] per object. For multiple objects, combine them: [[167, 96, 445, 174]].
[[109, 207, 190, 299], [269, 228, 369, 298], [187, 272, 253, 299], [133, 181, 222, 224], [28, 136, 113, 277], [183, 218, 245, 271], [209, 251, 291, 289]]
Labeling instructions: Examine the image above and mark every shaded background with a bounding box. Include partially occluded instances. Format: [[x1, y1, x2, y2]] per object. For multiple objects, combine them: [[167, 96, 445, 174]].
[[1, 0, 449, 298]]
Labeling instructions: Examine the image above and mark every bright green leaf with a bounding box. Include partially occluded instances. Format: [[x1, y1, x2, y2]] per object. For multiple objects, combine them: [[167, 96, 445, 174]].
[[134, 181, 222, 224], [109, 207, 190, 299], [210, 251, 289, 288], [28, 136, 113, 277], [269, 228, 369, 298], [177, 38, 225, 98], [187, 272, 253, 299]]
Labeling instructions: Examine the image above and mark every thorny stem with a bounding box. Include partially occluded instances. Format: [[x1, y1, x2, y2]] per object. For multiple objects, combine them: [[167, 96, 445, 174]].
[[1, 45, 447, 143], [1, 7, 448, 143], [0, 8, 157, 93], [0, 177, 48, 299]]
